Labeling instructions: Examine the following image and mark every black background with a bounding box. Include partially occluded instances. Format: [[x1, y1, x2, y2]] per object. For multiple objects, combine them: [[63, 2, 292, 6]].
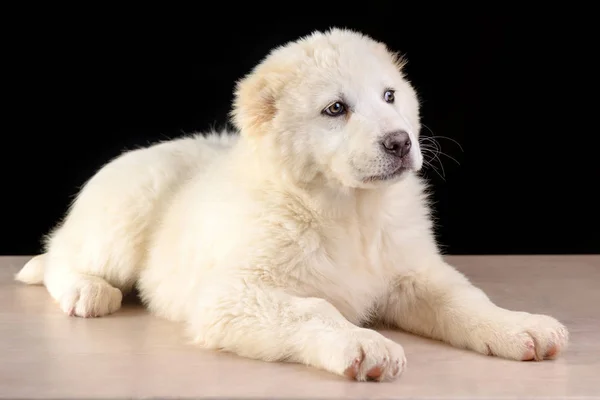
[[3, 8, 598, 255]]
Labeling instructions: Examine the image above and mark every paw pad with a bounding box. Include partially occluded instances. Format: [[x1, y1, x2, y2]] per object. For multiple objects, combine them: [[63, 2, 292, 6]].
[[344, 357, 362, 379]]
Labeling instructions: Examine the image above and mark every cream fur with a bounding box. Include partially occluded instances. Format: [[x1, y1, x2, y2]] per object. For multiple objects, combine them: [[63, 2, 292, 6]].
[[15, 28, 568, 382]]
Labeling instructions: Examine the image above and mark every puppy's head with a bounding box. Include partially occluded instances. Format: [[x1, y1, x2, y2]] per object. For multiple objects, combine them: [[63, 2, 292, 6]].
[[231, 28, 423, 189]]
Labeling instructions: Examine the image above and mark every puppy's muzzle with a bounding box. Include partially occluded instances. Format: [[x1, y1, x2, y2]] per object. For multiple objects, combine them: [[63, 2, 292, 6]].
[[380, 131, 412, 159]]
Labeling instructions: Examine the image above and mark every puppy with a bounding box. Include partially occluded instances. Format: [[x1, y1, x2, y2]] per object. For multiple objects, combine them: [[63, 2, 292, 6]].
[[16, 28, 568, 382]]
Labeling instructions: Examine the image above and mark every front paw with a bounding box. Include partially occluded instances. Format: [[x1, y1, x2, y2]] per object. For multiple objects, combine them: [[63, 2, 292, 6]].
[[474, 311, 569, 361], [325, 328, 406, 382]]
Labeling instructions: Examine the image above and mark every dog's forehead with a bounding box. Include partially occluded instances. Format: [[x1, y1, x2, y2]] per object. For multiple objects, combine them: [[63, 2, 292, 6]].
[[265, 31, 409, 108], [310, 41, 396, 75], [296, 46, 402, 103]]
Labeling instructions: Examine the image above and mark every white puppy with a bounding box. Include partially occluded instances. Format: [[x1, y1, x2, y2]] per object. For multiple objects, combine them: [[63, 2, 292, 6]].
[[16, 28, 568, 382]]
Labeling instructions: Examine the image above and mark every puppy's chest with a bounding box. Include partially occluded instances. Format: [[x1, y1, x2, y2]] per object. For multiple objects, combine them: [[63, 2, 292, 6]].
[[287, 218, 395, 324]]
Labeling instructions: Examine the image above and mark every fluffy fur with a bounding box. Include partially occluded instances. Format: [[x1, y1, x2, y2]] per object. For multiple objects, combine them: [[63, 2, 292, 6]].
[[16, 28, 568, 382]]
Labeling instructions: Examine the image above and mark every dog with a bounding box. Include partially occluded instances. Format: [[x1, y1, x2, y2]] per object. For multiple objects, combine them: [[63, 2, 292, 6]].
[[16, 28, 568, 382]]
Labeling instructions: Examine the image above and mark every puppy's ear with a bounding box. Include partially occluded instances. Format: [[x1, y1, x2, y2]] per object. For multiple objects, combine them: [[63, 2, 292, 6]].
[[374, 42, 408, 74], [390, 51, 408, 73], [230, 66, 286, 137]]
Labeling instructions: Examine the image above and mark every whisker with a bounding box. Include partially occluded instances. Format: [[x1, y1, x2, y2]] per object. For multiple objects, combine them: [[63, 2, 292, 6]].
[[422, 124, 464, 153], [421, 138, 441, 150], [423, 159, 446, 182], [432, 152, 446, 178], [419, 137, 442, 153], [420, 139, 461, 166], [436, 151, 461, 166], [418, 124, 464, 178], [420, 146, 439, 158], [430, 136, 464, 153], [420, 145, 442, 166]]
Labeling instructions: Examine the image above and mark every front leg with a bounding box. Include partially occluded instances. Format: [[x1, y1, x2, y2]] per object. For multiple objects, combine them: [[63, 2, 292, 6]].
[[188, 279, 406, 381], [381, 259, 569, 361]]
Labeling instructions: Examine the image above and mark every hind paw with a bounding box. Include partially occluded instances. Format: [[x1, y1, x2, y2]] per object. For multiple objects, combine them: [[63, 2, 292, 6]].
[[59, 278, 123, 318]]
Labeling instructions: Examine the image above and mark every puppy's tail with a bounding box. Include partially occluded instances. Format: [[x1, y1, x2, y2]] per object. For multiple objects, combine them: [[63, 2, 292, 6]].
[[15, 254, 46, 285]]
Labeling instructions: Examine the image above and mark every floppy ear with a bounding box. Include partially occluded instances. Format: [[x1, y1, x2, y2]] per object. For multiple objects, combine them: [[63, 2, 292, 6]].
[[230, 65, 286, 137]]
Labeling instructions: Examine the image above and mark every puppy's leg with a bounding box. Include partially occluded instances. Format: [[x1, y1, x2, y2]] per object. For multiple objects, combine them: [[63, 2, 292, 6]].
[[381, 260, 568, 361], [189, 281, 406, 381], [25, 253, 125, 318], [20, 239, 135, 318], [17, 139, 202, 317], [44, 262, 123, 318]]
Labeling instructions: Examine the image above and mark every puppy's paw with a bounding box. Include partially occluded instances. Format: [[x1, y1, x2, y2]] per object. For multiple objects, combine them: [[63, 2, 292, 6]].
[[475, 311, 569, 361], [58, 277, 123, 318], [337, 328, 406, 382]]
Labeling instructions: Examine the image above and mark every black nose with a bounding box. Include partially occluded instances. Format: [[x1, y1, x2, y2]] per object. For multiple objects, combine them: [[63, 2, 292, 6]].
[[381, 130, 412, 158]]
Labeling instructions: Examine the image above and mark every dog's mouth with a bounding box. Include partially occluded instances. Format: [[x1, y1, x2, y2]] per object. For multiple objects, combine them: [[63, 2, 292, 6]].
[[362, 165, 409, 183]]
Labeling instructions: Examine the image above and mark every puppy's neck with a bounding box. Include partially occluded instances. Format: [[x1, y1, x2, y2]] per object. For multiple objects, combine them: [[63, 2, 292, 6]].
[[297, 183, 386, 220]]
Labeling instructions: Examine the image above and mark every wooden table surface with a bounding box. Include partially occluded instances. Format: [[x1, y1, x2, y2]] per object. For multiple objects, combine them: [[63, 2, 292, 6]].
[[1, 255, 599, 399]]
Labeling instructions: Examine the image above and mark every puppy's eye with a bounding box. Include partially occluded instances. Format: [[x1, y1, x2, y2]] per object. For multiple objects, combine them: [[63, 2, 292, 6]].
[[323, 102, 346, 117], [384, 89, 395, 103]]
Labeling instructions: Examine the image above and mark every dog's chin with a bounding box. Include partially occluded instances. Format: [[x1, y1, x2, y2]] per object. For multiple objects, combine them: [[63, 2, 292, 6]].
[[362, 168, 408, 185], [360, 162, 414, 186]]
